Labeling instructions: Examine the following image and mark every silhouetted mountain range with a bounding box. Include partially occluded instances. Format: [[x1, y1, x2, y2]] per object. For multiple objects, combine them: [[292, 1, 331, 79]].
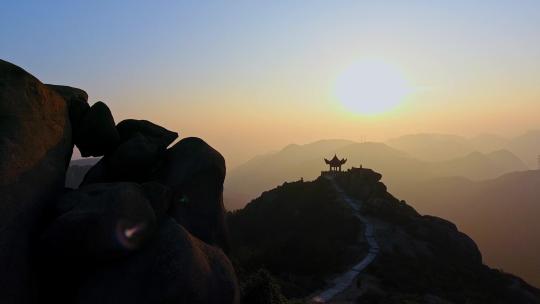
[[386, 132, 540, 168], [224, 139, 529, 210], [386, 134, 474, 162], [65, 158, 99, 188]]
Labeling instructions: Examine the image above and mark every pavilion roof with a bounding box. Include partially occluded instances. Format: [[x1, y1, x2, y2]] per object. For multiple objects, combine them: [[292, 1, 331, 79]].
[[325, 154, 347, 166]]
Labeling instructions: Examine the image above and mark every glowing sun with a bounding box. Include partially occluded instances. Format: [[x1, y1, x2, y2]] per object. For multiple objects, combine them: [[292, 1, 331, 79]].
[[335, 60, 411, 115]]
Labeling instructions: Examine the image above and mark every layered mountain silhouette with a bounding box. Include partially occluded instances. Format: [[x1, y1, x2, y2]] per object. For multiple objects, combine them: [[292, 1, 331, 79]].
[[65, 157, 99, 188], [387, 132, 540, 168], [228, 168, 540, 303], [224, 139, 528, 210], [69, 136, 535, 210], [386, 134, 475, 162]]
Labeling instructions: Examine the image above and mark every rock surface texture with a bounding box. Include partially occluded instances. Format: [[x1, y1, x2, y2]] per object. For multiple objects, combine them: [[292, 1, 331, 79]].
[[0, 60, 239, 304], [0, 59, 72, 304]]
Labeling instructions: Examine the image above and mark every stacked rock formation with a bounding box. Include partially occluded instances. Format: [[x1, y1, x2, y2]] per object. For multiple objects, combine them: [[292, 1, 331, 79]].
[[0, 59, 239, 304]]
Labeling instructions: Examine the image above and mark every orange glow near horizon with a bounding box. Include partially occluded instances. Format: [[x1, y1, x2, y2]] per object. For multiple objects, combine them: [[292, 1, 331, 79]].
[[10, 2, 538, 168], [105, 59, 540, 168]]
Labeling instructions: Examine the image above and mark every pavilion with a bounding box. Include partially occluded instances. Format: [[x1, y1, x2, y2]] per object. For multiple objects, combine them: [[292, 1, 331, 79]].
[[324, 155, 347, 172]]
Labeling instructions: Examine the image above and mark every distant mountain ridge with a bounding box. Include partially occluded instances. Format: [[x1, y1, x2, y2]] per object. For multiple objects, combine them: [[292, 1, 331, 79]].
[[65, 158, 99, 189], [386, 133, 474, 162], [386, 132, 540, 168], [70, 157, 100, 166], [225, 138, 528, 210]]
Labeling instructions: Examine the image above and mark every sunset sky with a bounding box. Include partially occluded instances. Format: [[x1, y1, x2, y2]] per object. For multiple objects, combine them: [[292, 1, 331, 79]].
[[2, 1, 540, 166]]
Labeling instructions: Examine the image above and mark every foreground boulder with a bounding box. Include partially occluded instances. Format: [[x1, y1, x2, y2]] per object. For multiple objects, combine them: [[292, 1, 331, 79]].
[[82, 133, 165, 184], [37, 183, 159, 303], [140, 181, 172, 220], [80, 120, 178, 185], [46, 84, 90, 146], [116, 119, 178, 150], [1, 59, 239, 304], [0, 59, 72, 303], [46, 84, 88, 102], [76, 218, 239, 304], [38, 181, 239, 304], [77, 101, 120, 157], [156, 137, 230, 252], [40, 183, 157, 263], [81, 137, 231, 251]]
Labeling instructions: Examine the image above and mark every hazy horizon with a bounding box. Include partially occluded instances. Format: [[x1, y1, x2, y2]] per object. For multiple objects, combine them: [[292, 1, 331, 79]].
[[3, 1, 540, 167], [69, 128, 540, 168]]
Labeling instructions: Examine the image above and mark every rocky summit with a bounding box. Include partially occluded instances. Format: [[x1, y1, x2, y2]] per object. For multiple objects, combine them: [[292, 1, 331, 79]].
[[228, 168, 540, 303], [0, 59, 239, 304]]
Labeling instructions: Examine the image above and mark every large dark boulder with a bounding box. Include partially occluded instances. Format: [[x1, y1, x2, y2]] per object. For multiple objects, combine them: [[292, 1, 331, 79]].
[[46, 84, 90, 146], [108, 133, 160, 173], [116, 119, 178, 150], [140, 181, 172, 220], [0, 59, 72, 303], [155, 137, 230, 252], [80, 120, 178, 185], [1, 60, 240, 304], [76, 218, 239, 304], [45, 84, 88, 102], [40, 183, 157, 263], [38, 183, 158, 303], [77, 101, 120, 157], [81, 133, 165, 185]]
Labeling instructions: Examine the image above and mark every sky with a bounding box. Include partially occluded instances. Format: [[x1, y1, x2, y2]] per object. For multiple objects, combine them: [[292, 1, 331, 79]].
[[2, 1, 540, 167]]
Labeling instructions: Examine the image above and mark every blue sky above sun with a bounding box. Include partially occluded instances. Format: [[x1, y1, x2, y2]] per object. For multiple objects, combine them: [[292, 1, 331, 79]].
[[2, 0, 540, 166]]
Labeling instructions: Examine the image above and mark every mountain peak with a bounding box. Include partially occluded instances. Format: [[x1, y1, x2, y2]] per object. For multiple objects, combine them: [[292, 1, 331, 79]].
[[228, 168, 540, 302]]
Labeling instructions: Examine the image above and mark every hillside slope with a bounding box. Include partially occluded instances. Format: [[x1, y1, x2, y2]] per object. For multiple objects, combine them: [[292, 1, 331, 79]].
[[228, 168, 540, 303], [228, 177, 364, 298], [394, 170, 540, 288]]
